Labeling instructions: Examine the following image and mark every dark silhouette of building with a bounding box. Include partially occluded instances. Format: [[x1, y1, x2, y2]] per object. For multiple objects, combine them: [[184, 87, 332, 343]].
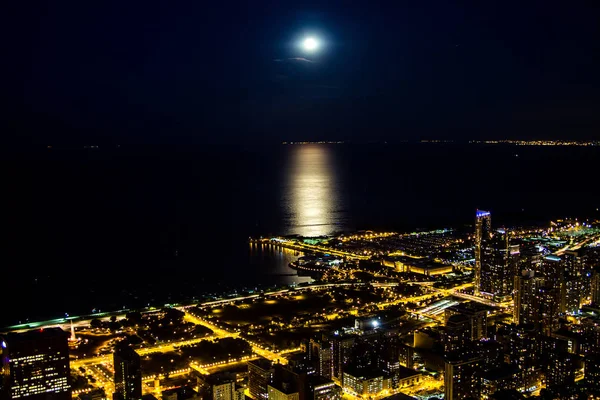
[[585, 353, 600, 395], [545, 350, 575, 394], [444, 302, 488, 341], [496, 324, 541, 391], [308, 339, 332, 379], [0, 328, 71, 400], [308, 375, 340, 400], [327, 333, 356, 380], [197, 373, 236, 400], [591, 266, 600, 306], [113, 343, 142, 400], [247, 359, 273, 400], [474, 209, 492, 296], [444, 354, 482, 400], [398, 344, 414, 369], [481, 364, 519, 399]]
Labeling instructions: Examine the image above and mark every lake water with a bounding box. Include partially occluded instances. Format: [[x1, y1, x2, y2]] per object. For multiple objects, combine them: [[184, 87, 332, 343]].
[[3, 143, 599, 326]]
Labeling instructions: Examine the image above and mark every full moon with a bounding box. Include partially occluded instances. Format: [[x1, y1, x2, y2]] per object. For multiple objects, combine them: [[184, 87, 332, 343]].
[[302, 37, 319, 51]]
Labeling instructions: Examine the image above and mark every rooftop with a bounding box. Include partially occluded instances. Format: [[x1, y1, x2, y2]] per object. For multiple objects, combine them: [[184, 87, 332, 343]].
[[3, 327, 68, 344], [397, 366, 421, 379]]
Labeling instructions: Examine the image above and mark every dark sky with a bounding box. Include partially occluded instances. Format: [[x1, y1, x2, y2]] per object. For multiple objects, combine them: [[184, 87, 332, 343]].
[[4, 1, 600, 144]]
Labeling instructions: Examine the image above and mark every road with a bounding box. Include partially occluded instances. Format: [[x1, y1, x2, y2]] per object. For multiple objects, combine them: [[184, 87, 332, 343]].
[[342, 376, 443, 400], [70, 335, 217, 368], [183, 312, 290, 365], [254, 238, 370, 260]]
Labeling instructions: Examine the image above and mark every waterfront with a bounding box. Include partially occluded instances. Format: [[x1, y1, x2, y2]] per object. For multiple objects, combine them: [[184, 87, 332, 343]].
[[3, 143, 600, 326]]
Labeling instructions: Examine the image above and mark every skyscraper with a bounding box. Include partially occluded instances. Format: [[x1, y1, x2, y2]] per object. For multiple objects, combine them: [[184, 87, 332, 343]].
[[444, 302, 488, 342], [309, 339, 332, 379], [513, 270, 541, 326], [480, 229, 513, 301], [0, 328, 71, 400], [113, 343, 142, 400], [496, 323, 541, 391], [327, 333, 355, 380], [444, 354, 482, 400], [513, 270, 559, 334], [541, 253, 585, 315], [247, 359, 273, 400], [474, 210, 492, 296], [585, 353, 600, 396], [197, 373, 236, 400], [592, 266, 600, 306]]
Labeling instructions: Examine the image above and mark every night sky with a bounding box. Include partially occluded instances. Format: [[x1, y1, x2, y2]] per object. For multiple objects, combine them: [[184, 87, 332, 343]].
[[5, 1, 600, 144]]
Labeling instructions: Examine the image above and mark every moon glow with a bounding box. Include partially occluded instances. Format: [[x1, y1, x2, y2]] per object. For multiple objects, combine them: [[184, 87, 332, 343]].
[[302, 37, 319, 51]]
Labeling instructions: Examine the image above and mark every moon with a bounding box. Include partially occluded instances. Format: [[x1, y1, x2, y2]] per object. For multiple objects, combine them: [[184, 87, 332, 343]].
[[302, 37, 319, 52]]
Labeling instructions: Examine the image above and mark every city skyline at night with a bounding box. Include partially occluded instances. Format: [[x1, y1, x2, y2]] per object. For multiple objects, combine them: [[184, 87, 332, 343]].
[[4, 1, 600, 400]]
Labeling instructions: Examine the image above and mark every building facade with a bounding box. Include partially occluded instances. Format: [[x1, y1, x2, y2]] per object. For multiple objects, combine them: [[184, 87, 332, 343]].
[[474, 209, 492, 296], [113, 343, 142, 400], [480, 229, 513, 301], [247, 359, 273, 400], [0, 328, 71, 400], [444, 355, 482, 400], [342, 369, 384, 397]]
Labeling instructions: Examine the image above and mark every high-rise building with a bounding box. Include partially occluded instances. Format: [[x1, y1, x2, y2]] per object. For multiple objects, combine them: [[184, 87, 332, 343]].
[[585, 353, 600, 396], [546, 350, 575, 389], [480, 229, 513, 301], [341, 367, 384, 398], [198, 373, 236, 400], [113, 343, 142, 400], [308, 376, 341, 400], [397, 344, 414, 369], [474, 210, 492, 296], [480, 364, 519, 400], [442, 314, 471, 354], [590, 266, 600, 306], [271, 363, 308, 400], [309, 339, 332, 379], [542, 253, 585, 315], [514, 270, 538, 326], [327, 333, 355, 380], [496, 324, 541, 391], [0, 328, 71, 400], [444, 302, 488, 341], [513, 270, 560, 334], [444, 354, 482, 400], [247, 359, 273, 400], [267, 383, 299, 400]]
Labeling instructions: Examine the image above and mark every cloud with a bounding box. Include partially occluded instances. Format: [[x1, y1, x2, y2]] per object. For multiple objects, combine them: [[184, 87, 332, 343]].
[[273, 57, 315, 63]]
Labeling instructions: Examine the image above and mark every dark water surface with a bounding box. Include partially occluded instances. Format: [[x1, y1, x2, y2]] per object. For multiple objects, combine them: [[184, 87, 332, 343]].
[[3, 144, 599, 325]]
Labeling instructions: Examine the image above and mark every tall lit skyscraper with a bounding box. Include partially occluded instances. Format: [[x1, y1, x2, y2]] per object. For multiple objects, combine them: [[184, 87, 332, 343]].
[[309, 339, 333, 379], [443, 302, 488, 354], [541, 253, 584, 315], [248, 359, 273, 400], [113, 343, 142, 400], [327, 333, 355, 380], [480, 229, 513, 301], [513, 270, 541, 326], [0, 328, 71, 400], [592, 266, 600, 306], [444, 354, 482, 400], [513, 270, 560, 335], [474, 210, 492, 296]]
